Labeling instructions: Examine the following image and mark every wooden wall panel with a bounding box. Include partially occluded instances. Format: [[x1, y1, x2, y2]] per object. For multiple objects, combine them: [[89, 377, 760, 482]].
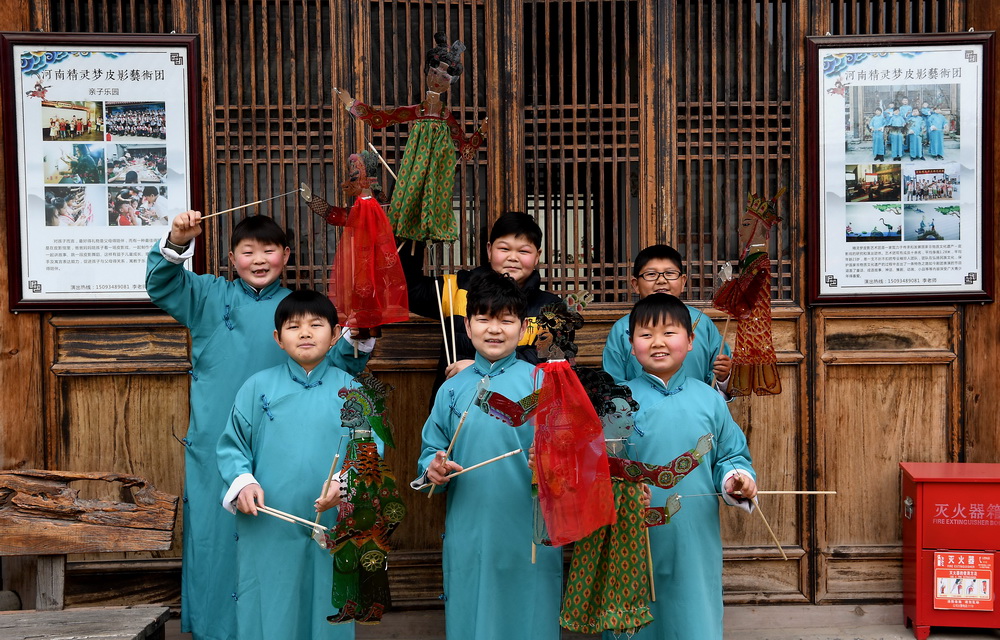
[[0, 1, 44, 473], [814, 309, 960, 602], [44, 315, 190, 568], [963, 0, 1000, 464]]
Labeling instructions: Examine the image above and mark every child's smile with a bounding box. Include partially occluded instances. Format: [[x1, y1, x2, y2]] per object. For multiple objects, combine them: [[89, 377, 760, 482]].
[[465, 312, 526, 363], [630, 319, 693, 382]]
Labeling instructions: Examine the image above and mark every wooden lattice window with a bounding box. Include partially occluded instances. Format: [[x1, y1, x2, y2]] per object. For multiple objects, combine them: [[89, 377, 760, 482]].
[[524, 0, 642, 304], [29, 0, 177, 32], [673, 0, 794, 303]]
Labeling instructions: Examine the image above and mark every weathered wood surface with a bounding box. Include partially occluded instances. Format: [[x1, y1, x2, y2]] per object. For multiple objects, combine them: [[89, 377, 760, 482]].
[[0, 471, 177, 555], [0, 605, 169, 640]]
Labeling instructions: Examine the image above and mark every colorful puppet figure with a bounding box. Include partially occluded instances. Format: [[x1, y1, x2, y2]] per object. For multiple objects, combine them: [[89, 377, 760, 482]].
[[559, 366, 713, 636], [327, 373, 406, 624], [712, 188, 785, 397], [531, 304, 615, 547], [337, 33, 486, 243], [302, 151, 409, 329]]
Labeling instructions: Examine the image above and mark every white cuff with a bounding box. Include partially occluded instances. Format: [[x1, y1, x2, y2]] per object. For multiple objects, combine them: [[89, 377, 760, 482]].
[[159, 235, 195, 264], [720, 469, 755, 513], [409, 469, 431, 492], [341, 326, 376, 353], [222, 473, 259, 514]]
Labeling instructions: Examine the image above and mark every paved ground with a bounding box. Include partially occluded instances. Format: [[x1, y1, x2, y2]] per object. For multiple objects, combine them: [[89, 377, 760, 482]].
[[164, 605, 1000, 639]]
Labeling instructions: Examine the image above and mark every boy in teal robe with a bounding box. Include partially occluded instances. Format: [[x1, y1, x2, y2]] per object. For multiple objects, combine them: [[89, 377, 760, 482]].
[[603, 244, 731, 393], [217, 289, 370, 640], [614, 293, 757, 640], [413, 270, 562, 639], [146, 212, 372, 640]]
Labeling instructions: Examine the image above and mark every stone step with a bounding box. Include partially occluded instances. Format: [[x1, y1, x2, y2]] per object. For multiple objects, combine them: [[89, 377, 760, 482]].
[[164, 605, 1000, 639]]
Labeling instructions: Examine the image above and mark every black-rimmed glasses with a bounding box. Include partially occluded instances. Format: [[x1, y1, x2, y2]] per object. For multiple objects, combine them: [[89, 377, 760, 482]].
[[637, 270, 683, 282]]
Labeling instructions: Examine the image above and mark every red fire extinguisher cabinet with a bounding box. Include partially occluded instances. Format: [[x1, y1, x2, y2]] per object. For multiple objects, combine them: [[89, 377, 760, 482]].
[[900, 462, 1000, 639]]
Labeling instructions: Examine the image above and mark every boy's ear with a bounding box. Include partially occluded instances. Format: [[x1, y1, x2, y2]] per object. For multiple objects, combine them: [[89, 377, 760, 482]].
[[273, 329, 282, 347], [228, 250, 236, 266], [518, 318, 529, 341], [281, 246, 291, 267], [629, 276, 640, 294]]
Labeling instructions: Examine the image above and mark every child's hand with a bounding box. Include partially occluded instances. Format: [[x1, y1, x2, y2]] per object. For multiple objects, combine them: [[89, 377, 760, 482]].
[[169, 210, 203, 245], [527, 445, 535, 471], [314, 479, 342, 513], [445, 359, 474, 379], [725, 473, 757, 500], [713, 353, 732, 381], [427, 450, 463, 486], [236, 483, 265, 515], [640, 484, 652, 508]]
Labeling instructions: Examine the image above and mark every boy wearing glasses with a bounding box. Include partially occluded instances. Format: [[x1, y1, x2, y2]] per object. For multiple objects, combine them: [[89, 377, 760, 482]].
[[603, 244, 732, 393]]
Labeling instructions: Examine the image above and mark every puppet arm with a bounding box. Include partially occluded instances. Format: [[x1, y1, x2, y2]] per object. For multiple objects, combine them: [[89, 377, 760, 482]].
[[475, 388, 539, 427], [300, 183, 348, 226], [445, 111, 487, 160], [351, 101, 421, 129]]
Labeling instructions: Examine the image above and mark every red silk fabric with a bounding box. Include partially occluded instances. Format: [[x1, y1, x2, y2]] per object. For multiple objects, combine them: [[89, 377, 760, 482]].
[[328, 196, 409, 328], [533, 360, 616, 546]]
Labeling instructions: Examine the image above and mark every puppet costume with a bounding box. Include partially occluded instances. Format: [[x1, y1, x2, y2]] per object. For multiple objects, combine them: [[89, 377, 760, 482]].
[[603, 306, 730, 386], [351, 103, 483, 242], [712, 189, 784, 397], [415, 352, 563, 640], [562, 451, 706, 636], [712, 250, 780, 396], [304, 151, 409, 329], [145, 240, 370, 640], [533, 358, 615, 547], [216, 357, 360, 640], [346, 33, 485, 243], [328, 377, 405, 624], [617, 371, 754, 640], [327, 194, 409, 328]]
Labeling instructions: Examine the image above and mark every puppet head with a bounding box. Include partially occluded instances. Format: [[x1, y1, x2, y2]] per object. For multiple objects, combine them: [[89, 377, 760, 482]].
[[341, 151, 379, 198], [339, 372, 395, 448], [740, 186, 785, 258], [576, 366, 641, 456], [425, 32, 465, 94], [534, 302, 584, 361]]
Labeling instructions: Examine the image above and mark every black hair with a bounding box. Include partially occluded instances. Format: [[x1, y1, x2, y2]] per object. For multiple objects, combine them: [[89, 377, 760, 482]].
[[142, 186, 159, 197], [274, 289, 338, 331], [45, 203, 59, 226], [628, 293, 692, 338], [488, 211, 543, 249], [230, 215, 288, 251], [576, 366, 640, 419], [426, 32, 465, 81], [633, 244, 685, 277], [536, 302, 584, 358], [465, 270, 528, 321]]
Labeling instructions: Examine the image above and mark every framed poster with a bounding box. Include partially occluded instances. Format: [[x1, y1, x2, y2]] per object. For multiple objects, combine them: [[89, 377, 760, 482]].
[[806, 32, 994, 305], [0, 32, 203, 310]]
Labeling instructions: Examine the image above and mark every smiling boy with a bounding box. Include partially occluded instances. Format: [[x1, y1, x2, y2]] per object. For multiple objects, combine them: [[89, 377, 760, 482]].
[[603, 244, 731, 393], [399, 212, 561, 394], [413, 270, 562, 639], [622, 293, 756, 640], [217, 290, 359, 640], [146, 212, 372, 640]]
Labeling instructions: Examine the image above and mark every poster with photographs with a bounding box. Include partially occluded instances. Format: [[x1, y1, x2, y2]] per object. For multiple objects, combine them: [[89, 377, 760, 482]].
[[0, 33, 201, 309], [806, 32, 993, 304]]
